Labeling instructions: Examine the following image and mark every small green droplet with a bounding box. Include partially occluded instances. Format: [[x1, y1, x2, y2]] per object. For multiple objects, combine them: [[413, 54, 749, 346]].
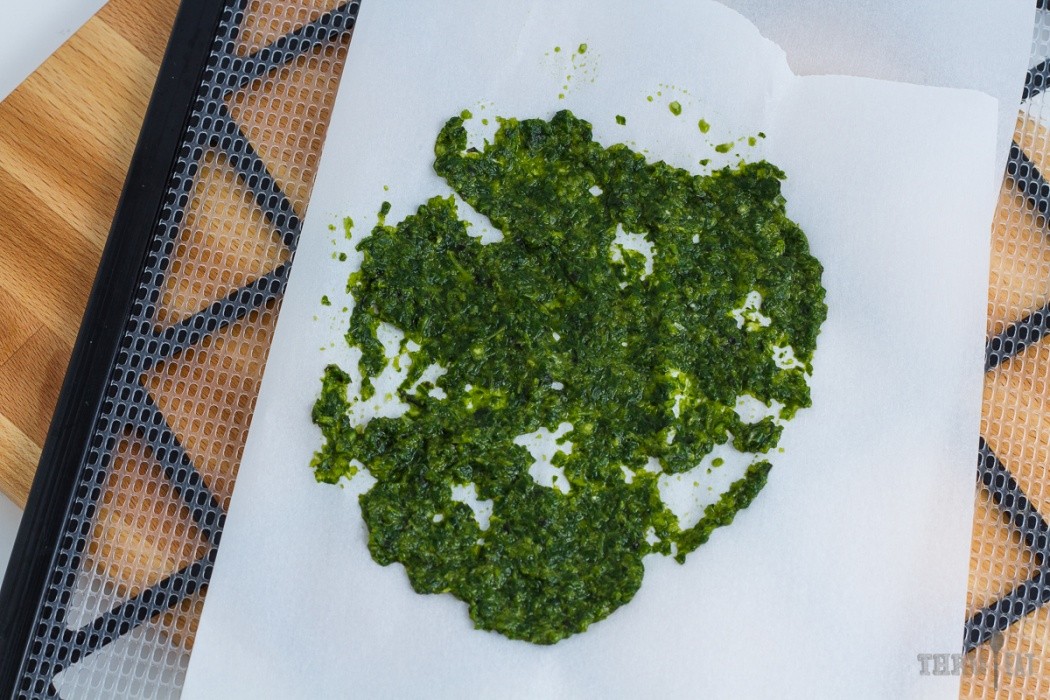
[[338, 252, 347, 261], [699, 159, 710, 166], [615, 115, 626, 125], [343, 216, 354, 239], [712, 457, 724, 467], [758, 131, 766, 139], [554, 46, 561, 53], [578, 43, 588, 54], [482, 118, 489, 125], [668, 101, 682, 116], [383, 185, 390, 191], [321, 295, 331, 306], [328, 223, 336, 232], [460, 109, 473, 120], [698, 119, 710, 134], [715, 142, 733, 154], [748, 136, 757, 147], [559, 93, 565, 100], [647, 95, 654, 102]]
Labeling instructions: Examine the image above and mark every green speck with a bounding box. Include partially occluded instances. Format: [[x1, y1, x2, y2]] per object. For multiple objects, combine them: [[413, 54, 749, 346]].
[[647, 95, 653, 102], [343, 216, 354, 239], [559, 93, 565, 100], [482, 118, 489, 126], [460, 109, 473, 120], [554, 46, 561, 53], [668, 101, 682, 116], [328, 223, 336, 232], [699, 159, 710, 166], [715, 142, 733, 154], [698, 119, 710, 134], [338, 252, 347, 262], [712, 457, 724, 467], [321, 295, 331, 306], [748, 136, 757, 147], [615, 115, 626, 126], [384, 185, 390, 192], [312, 109, 827, 646], [578, 43, 588, 54], [758, 132, 766, 139]]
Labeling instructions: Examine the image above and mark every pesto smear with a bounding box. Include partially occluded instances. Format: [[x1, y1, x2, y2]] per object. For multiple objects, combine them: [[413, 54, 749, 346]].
[[312, 109, 826, 644]]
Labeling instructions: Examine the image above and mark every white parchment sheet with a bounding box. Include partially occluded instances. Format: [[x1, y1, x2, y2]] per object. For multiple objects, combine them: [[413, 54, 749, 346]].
[[184, 1, 1010, 697]]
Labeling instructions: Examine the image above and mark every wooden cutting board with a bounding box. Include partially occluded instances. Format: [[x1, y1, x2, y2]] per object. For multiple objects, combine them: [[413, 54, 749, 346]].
[[0, 0, 180, 506]]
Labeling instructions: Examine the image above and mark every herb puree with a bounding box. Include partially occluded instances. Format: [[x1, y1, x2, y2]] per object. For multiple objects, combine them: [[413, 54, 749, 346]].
[[312, 109, 826, 644]]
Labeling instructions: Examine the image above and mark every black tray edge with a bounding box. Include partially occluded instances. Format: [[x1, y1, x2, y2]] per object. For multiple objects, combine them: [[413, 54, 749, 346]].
[[0, 0, 229, 693]]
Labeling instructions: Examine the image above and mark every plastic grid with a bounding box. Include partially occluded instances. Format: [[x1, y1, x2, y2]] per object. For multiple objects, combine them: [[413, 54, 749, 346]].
[[10, 1, 358, 697], [11, 0, 1050, 697], [962, 6, 1050, 697]]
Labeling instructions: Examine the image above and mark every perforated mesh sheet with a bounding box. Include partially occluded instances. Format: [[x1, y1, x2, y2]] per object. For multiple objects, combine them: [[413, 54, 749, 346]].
[[9, 1, 358, 697], [12, 0, 1050, 697], [962, 7, 1050, 697]]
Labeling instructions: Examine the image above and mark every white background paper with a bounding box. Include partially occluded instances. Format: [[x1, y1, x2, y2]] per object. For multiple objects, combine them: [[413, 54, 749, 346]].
[[720, 0, 1034, 176], [185, 1, 1008, 697]]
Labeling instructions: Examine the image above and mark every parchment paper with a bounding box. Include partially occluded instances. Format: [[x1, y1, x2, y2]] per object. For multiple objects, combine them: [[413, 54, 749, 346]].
[[184, 1, 1006, 697]]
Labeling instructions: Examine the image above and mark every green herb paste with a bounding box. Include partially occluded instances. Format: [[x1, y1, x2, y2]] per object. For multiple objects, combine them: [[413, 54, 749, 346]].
[[312, 109, 826, 644]]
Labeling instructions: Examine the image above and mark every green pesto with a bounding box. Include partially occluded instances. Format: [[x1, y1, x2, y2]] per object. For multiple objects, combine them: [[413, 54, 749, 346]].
[[668, 100, 682, 116], [698, 119, 710, 134], [312, 109, 826, 645], [715, 142, 734, 154]]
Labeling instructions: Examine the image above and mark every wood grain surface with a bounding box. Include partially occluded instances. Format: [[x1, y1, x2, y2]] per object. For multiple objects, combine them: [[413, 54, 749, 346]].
[[0, 0, 179, 506]]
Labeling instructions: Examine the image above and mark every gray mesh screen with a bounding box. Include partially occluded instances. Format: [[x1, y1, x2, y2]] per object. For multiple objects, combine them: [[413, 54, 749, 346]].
[[12, 0, 1050, 697]]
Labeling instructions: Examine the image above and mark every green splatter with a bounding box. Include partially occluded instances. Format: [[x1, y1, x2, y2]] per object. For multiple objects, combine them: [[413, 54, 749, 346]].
[[615, 115, 626, 125], [698, 119, 710, 134], [715, 142, 734, 154], [578, 43, 588, 54], [668, 101, 682, 116], [321, 295, 331, 306], [313, 110, 827, 645]]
